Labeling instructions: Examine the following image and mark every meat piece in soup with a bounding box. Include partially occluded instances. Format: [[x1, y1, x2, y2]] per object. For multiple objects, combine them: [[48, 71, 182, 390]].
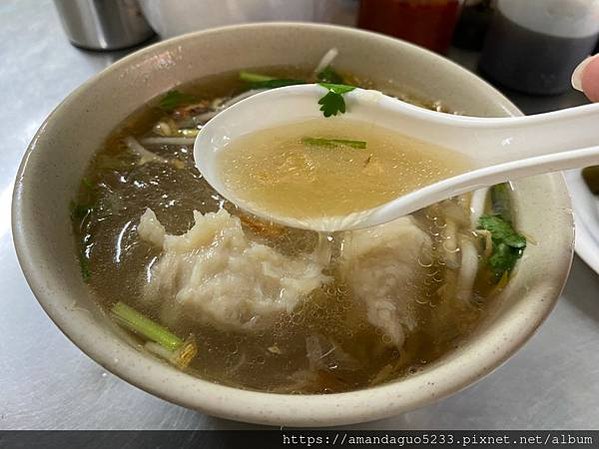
[[70, 60, 527, 393], [138, 208, 330, 331], [339, 216, 432, 348]]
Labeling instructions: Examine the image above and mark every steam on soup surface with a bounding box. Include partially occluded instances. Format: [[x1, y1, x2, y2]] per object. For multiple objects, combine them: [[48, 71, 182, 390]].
[[70, 64, 526, 393], [218, 118, 472, 222]]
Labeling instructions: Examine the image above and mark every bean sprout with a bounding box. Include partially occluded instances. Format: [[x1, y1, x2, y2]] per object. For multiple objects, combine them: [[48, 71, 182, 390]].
[[140, 137, 196, 146], [124, 136, 168, 165], [470, 188, 489, 228], [314, 48, 339, 74], [456, 235, 478, 302]]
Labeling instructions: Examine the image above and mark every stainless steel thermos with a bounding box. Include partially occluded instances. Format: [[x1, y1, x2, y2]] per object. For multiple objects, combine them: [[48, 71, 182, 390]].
[[53, 0, 154, 50]]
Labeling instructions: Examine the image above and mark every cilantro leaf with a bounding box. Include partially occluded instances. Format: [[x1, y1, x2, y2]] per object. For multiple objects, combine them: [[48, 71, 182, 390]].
[[159, 90, 196, 111], [488, 242, 521, 278], [317, 83, 356, 117], [318, 91, 347, 117], [319, 83, 356, 95], [317, 66, 344, 84], [302, 137, 367, 149], [478, 215, 526, 248], [478, 214, 527, 280]]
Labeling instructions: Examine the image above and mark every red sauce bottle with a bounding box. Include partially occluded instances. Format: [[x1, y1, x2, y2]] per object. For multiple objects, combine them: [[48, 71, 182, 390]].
[[358, 0, 461, 54]]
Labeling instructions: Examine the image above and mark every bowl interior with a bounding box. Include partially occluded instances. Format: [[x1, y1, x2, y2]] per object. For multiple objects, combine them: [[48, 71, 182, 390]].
[[13, 23, 573, 426]]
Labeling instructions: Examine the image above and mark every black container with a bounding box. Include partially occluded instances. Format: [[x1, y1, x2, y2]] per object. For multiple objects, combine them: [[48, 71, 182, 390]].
[[479, 0, 599, 95], [452, 0, 495, 51]]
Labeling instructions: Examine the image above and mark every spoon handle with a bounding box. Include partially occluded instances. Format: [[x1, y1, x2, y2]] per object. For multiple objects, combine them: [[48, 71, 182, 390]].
[[460, 102, 599, 165], [366, 145, 599, 230]]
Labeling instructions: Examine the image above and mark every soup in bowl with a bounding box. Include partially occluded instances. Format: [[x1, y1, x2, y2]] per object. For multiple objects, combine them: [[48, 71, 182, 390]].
[[13, 23, 573, 426]]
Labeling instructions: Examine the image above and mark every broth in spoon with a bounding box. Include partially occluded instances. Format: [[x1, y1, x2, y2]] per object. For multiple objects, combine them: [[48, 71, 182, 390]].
[[218, 118, 472, 221]]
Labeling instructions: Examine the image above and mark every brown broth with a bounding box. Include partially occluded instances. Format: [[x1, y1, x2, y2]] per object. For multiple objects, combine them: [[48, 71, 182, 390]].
[[71, 69, 498, 393]]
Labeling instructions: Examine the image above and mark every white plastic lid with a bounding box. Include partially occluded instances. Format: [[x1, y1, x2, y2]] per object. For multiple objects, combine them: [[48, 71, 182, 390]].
[[498, 0, 599, 39]]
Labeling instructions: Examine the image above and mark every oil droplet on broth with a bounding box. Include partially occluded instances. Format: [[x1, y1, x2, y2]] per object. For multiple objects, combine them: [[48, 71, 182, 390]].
[[217, 118, 473, 220]]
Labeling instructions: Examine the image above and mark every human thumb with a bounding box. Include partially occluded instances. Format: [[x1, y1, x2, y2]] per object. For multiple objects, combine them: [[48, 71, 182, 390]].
[[572, 54, 599, 102]]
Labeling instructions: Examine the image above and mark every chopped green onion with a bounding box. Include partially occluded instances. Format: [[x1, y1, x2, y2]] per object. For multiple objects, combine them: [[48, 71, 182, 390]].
[[238, 71, 276, 83], [144, 338, 198, 369], [111, 302, 183, 351], [238, 71, 306, 89], [251, 79, 306, 89], [302, 137, 367, 149]]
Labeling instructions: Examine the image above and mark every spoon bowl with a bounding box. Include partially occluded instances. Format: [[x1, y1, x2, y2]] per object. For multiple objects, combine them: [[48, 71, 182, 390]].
[[194, 84, 599, 231]]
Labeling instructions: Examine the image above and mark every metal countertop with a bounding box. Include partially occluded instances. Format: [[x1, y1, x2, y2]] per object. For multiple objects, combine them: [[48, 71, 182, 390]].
[[1, 0, 598, 430]]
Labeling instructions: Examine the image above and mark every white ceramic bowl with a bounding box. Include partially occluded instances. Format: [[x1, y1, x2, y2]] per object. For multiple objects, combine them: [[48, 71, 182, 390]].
[[13, 23, 574, 426]]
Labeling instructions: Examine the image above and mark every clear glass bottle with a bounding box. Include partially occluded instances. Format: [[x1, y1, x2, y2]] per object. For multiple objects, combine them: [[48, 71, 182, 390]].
[[479, 0, 599, 95]]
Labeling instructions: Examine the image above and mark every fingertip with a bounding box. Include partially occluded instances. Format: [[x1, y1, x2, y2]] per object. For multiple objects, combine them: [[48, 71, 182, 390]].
[[580, 54, 599, 102], [572, 56, 591, 92]]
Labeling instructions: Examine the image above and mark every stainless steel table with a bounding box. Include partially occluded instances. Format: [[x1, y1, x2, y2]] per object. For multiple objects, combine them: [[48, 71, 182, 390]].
[[1, 0, 598, 430]]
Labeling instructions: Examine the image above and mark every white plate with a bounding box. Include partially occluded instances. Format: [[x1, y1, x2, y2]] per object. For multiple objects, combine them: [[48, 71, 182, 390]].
[[565, 169, 599, 274]]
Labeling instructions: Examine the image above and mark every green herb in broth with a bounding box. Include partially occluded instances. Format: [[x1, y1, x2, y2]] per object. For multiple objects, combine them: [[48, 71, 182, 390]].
[[302, 137, 367, 149], [70, 63, 525, 394], [238, 71, 306, 89], [478, 214, 527, 280], [317, 83, 356, 117], [238, 70, 355, 117], [111, 302, 199, 369], [249, 78, 307, 90], [158, 89, 197, 111], [112, 301, 183, 350], [316, 66, 344, 84], [238, 71, 276, 83], [490, 183, 512, 222]]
